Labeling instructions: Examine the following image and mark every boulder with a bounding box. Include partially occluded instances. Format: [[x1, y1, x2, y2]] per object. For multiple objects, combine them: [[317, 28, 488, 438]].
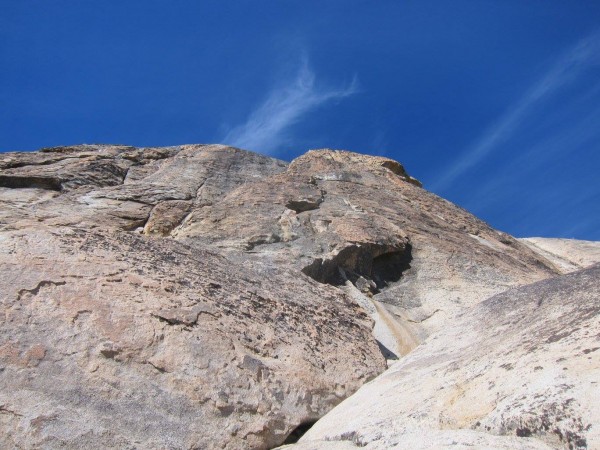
[[175, 148, 559, 349]]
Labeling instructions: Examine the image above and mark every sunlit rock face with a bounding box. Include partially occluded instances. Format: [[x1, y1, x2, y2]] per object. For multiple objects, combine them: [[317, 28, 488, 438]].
[[284, 264, 600, 450], [173, 148, 557, 343], [520, 237, 600, 274], [0, 143, 583, 449]]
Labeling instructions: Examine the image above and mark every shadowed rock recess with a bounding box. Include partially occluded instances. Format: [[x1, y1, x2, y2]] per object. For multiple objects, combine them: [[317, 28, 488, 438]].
[[0, 144, 598, 449]]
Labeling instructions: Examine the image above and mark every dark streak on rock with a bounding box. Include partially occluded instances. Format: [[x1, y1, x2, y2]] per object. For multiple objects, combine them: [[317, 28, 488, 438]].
[[16, 280, 67, 301]]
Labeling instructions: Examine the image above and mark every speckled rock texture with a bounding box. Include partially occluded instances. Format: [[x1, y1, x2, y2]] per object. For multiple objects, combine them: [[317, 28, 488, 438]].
[[285, 264, 600, 450], [0, 143, 579, 449], [0, 145, 386, 449], [174, 148, 558, 345]]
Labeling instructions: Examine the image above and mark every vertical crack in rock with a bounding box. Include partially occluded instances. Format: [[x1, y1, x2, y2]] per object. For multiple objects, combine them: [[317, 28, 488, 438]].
[[302, 243, 418, 363], [143, 200, 193, 236]]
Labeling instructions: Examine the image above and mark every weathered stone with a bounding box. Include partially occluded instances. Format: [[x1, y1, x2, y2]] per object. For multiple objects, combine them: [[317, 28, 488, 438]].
[[0, 226, 384, 449], [288, 264, 600, 450], [0, 144, 384, 449], [1, 143, 594, 449], [143, 200, 192, 236], [520, 237, 600, 273], [174, 148, 558, 346]]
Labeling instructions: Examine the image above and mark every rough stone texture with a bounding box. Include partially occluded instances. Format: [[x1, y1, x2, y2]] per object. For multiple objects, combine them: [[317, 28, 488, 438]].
[[0, 143, 581, 448], [174, 148, 558, 347], [0, 144, 385, 449], [520, 237, 600, 273], [1, 144, 288, 233], [280, 431, 554, 450], [0, 226, 384, 449], [143, 200, 192, 236], [287, 265, 600, 450]]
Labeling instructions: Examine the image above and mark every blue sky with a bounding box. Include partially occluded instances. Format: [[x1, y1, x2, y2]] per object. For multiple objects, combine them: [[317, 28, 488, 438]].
[[1, 1, 599, 239]]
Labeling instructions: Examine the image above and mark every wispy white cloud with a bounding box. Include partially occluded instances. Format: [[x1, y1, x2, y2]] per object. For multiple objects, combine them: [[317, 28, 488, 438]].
[[222, 57, 358, 154], [459, 97, 600, 239], [465, 102, 600, 210], [432, 30, 600, 191]]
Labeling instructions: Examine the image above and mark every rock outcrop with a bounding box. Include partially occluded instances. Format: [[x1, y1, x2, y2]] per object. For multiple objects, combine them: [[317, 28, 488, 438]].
[[0, 145, 387, 449], [520, 237, 600, 274], [0, 225, 389, 449], [286, 264, 600, 450], [174, 148, 558, 348], [0, 143, 587, 448]]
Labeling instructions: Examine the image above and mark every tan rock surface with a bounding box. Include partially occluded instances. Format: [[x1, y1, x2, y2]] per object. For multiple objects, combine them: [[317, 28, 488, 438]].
[[287, 265, 600, 450], [174, 148, 558, 347], [521, 237, 600, 273], [0, 225, 386, 449], [0, 144, 386, 449], [281, 431, 554, 450], [0, 143, 579, 448]]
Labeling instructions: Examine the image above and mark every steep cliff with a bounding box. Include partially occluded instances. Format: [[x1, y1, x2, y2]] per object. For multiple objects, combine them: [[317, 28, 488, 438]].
[[1, 144, 589, 449]]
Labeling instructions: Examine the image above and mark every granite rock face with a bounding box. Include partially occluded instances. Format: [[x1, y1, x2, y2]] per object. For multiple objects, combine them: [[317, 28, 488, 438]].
[[174, 148, 558, 348], [0, 145, 386, 449], [288, 264, 600, 450], [520, 237, 600, 274], [0, 143, 578, 448], [0, 226, 384, 449]]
